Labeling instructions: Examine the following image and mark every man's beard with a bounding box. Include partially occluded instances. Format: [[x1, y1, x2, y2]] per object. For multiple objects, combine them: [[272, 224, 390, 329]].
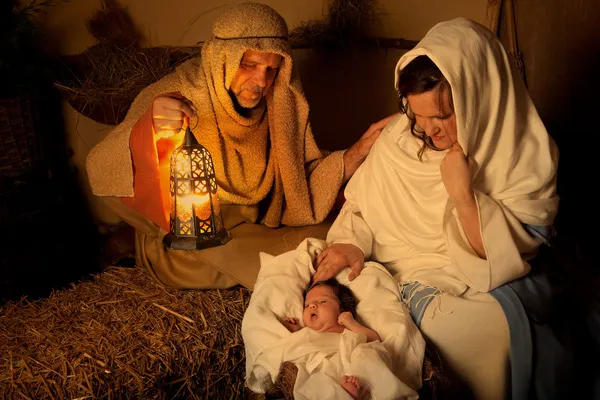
[[229, 87, 264, 111]]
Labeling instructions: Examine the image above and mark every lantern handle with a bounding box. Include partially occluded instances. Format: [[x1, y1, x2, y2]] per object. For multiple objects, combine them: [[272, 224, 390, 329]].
[[184, 115, 199, 131]]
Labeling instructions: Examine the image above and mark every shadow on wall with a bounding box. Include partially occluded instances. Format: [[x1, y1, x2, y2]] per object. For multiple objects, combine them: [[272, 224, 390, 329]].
[[0, 85, 104, 305], [512, 2, 600, 397], [294, 46, 405, 151], [513, 0, 600, 271], [551, 46, 599, 265], [548, 44, 600, 400]]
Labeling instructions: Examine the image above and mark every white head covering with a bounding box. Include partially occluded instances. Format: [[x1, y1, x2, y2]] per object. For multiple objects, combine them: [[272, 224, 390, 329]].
[[335, 18, 559, 293], [393, 17, 559, 225]]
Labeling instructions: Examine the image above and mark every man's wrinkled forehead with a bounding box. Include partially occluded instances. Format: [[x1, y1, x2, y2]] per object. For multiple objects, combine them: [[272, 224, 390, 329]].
[[240, 50, 282, 66]]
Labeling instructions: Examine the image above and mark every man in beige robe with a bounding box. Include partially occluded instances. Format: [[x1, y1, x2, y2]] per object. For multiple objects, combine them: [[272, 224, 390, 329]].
[[86, 3, 389, 289]]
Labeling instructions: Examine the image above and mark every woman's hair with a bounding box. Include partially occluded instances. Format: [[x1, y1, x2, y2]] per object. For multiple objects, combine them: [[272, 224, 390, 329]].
[[304, 278, 358, 317], [396, 55, 453, 160]]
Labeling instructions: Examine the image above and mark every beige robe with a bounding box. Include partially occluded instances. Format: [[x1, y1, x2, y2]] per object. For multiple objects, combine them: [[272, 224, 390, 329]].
[[85, 4, 345, 288]]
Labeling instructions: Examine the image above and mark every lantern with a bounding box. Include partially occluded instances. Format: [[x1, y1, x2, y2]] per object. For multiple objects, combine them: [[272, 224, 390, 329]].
[[162, 126, 231, 250]]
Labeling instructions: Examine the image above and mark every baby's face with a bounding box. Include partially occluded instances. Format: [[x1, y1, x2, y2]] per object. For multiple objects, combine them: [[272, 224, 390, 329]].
[[303, 285, 342, 332]]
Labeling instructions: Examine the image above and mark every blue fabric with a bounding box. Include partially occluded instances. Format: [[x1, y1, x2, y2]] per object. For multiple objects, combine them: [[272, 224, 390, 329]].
[[494, 225, 577, 400], [489, 285, 533, 400], [401, 224, 579, 400], [491, 272, 576, 400], [524, 225, 555, 247], [399, 281, 439, 326]]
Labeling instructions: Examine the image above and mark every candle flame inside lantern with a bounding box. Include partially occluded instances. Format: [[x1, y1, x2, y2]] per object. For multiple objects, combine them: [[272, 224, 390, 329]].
[[175, 194, 211, 222], [166, 126, 230, 248]]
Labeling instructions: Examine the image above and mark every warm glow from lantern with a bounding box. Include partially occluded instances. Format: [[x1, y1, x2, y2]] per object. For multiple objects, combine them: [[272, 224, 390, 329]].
[[175, 194, 211, 221], [175, 153, 191, 177], [165, 125, 231, 250]]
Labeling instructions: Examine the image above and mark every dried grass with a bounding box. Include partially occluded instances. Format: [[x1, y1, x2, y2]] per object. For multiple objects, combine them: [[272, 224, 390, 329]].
[[86, 0, 144, 49], [0, 266, 250, 399], [53, 0, 389, 125], [421, 345, 449, 399], [55, 44, 196, 126], [54, 0, 198, 125], [289, 0, 379, 50], [0, 263, 444, 399], [269, 362, 298, 399]]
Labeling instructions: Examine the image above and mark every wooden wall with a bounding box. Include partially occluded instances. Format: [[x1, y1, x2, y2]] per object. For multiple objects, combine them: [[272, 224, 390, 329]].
[[512, 0, 599, 257]]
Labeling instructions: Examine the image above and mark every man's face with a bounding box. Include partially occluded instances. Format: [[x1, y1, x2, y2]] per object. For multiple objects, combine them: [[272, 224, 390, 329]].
[[229, 50, 282, 109]]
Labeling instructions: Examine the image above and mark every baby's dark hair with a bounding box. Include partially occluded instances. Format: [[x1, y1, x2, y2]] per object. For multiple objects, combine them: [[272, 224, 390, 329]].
[[304, 278, 358, 317]]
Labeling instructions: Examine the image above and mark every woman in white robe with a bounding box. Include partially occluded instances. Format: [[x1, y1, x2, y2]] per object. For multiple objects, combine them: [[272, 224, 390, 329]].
[[313, 18, 559, 400]]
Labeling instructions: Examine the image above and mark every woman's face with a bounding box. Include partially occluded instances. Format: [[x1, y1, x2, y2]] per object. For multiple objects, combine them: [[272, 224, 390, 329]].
[[407, 85, 457, 150]]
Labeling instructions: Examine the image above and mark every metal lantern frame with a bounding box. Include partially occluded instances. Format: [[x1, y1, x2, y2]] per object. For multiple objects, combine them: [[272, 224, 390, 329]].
[[163, 126, 231, 250]]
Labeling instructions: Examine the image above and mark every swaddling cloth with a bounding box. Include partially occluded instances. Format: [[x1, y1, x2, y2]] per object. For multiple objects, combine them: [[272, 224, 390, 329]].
[[242, 238, 425, 399]]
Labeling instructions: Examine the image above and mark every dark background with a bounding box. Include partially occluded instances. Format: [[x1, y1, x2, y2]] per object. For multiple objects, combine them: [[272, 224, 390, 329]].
[[1, 0, 598, 307]]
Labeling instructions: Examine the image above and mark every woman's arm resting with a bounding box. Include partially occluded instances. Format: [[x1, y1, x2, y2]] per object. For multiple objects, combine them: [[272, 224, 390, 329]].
[[453, 191, 486, 259]]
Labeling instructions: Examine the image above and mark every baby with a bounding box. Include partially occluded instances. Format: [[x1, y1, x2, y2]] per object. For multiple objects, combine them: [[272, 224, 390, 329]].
[[282, 278, 381, 399]]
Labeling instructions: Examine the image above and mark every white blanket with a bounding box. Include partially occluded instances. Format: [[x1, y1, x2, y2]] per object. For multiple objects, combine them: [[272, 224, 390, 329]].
[[242, 238, 425, 399]]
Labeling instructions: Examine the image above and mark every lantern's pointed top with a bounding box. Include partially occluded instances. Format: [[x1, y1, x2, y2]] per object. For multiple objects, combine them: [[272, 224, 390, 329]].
[[184, 126, 199, 146]]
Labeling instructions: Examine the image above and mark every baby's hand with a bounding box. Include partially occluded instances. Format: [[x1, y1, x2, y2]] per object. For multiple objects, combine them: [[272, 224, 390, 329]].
[[338, 311, 355, 327], [282, 317, 301, 333]]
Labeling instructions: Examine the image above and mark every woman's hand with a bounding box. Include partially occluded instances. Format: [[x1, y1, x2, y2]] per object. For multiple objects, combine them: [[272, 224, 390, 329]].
[[440, 142, 474, 206], [343, 114, 398, 181], [440, 143, 487, 258], [314, 243, 365, 282]]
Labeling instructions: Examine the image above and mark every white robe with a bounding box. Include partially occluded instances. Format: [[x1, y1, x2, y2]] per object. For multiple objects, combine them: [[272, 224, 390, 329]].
[[326, 17, 558, 400], [328, 17, 558, 296]]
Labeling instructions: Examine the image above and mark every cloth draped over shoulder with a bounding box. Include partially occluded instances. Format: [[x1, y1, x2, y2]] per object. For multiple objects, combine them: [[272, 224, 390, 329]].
[[327, 17, 559, 295], [86, 3, 344, 228]]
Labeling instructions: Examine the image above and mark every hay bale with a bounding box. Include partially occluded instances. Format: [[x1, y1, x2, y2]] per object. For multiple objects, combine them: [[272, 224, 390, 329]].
[[268, 362, 298, 399], [54, 0, 199, 126], [0, 266, 250, 399], [0, 264, 447, 399], [55, 45, 187, 125]]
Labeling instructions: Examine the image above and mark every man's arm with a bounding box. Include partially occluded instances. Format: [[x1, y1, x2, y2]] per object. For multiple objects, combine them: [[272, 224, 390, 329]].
[[121, 95, 193, 231], [120, 106, 169, 231], [342, 114, 396, 182], [281, 115, 395, 226]]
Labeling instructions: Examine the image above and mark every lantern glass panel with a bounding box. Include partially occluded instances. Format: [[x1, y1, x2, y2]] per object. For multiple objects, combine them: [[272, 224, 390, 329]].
[[164, 127, 231, 250]]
